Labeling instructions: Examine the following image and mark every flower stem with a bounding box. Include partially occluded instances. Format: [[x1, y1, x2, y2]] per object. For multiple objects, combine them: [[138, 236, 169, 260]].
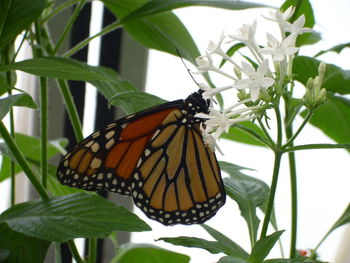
[[57, 79, 84, 142], [282, 110, 313, 150], [283, 143, 350, 152], [285, 126, 298, 258], [4, 47, 16, 206], [260, 151, 283, 238], [35, 20, 48, 188], [52, 0, 87, 55], [67, 240, 85, 263], [64, 20, 122, 58], [234, 123, 272, 148], [257, 118, 275, 148], [88, 238, 97, 263]]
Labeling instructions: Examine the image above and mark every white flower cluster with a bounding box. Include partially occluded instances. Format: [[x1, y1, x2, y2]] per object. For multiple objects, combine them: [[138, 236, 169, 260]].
[[194, 6, 312, 152]]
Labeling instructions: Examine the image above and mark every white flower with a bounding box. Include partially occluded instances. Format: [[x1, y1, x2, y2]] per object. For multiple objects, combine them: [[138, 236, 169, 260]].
[[260, 33, 299, 62], [200, 125, 223, 154], [197, 108, 235, 142], [207, 32, 226, 56], [284, 14, 312, 35], [229, 20, 258, 48], [195, 52, 215, 73], [194, 52, 237, 81], [199, 83, 233, 102], [233, 60, 274, 102], [264, 6, 295, 30]]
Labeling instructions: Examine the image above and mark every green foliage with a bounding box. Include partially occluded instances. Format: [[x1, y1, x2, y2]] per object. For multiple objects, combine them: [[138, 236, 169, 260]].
[[0, 133, 67, 181], [293, 56, 350, 94], [0, 0, 46, 51], [0, 93, 37, 120], [0, 193, 151, 242], [301, 94, 350, 147], [114, 243, 190, 263], [0, 223, 50, 263], [221, 121, 268, 147], [220, 161, 269, 245], [248, 231, 284, 263], [159, 236, 231, 255]]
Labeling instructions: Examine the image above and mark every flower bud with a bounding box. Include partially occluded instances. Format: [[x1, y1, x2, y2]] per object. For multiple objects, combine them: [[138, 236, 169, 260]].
[[318, 62, 326, 75], [306, 78, 314, 90], [234, 66, 242, 79]]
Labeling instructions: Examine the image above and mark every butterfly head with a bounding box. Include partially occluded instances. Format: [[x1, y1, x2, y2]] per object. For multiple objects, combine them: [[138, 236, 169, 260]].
[[185, 90, 210, 115]]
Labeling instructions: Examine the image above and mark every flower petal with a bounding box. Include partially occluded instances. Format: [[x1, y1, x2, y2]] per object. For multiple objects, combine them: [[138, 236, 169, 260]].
[[250, 87, 260, 102]]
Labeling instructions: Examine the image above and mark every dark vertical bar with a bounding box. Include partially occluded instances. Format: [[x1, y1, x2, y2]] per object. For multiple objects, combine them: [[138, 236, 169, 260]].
[[61, 3, 91, 262], [63, 4, 91, 150]]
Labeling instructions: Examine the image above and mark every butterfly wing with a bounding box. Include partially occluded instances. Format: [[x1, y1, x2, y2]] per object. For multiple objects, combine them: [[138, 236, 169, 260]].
[[57, 92, 226, 225], [131, 108, 225, 225], [57, 102, 182, 196]]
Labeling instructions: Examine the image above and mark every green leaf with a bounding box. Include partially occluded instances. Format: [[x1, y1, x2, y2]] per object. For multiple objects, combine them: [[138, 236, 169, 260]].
[[0, 57, 112, 81], [0, 134, 67, 182], [219, 161, 255, 177], [248, 231, 284, 263], [103, 0, 200, 64], [220, 161, 269, 244], [281, 0, 319, 46], [158, 236, 228, 254], [118, 0, 269, 25], [221, 121, 267, 147], [0, 192, 151, 242], [90, 67, 165, 114], [315, 42, 350, 57], [46, 164, 84, 196], [0, 223, 50, 263], [26, 159, 83, 196], [264, 259, 326, 263], [293, 56, 350, 94], [0, 0, 46, 51], [114, 243, 190, 263], [0, 93, 37, 120], [300, 94, 350, 148], [219, 256, 249, 263], [328, 203, 350, 234], [201, 224, 248, 259]]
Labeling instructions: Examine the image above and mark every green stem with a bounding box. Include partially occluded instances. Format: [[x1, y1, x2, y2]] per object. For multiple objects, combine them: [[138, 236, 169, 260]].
[[67, 240, 85, 263], [260, 151, 283, 238], [284, 143, 350, 152], [39, 76, 48, 188], [274, 106, 283, 146], [88, 238, 97, 263], [234, 123, 272, 147], [0, 121, 50, 200], [64, 20, 122, 58], [41, 0, 84, 24], [4, 47, 16, 206], [57, 79, 84, 142], [285, 126, 297, 258], [52, 0, 87, 55], [282, 110, 313, 150], [35, 20, 48, 188], [257, 118, 276, 147]]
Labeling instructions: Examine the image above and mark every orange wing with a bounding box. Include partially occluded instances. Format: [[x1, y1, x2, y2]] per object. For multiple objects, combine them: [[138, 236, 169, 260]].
[[131, 109, 225, 225], [57, 107, 178, 196]]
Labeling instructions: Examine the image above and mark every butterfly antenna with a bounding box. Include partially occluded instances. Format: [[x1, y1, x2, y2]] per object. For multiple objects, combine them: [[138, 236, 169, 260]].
[[176, 49, 200, 87]]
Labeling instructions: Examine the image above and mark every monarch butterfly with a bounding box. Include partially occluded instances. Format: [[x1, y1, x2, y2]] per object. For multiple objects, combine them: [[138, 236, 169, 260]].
[[57, 90, 225, 225]]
